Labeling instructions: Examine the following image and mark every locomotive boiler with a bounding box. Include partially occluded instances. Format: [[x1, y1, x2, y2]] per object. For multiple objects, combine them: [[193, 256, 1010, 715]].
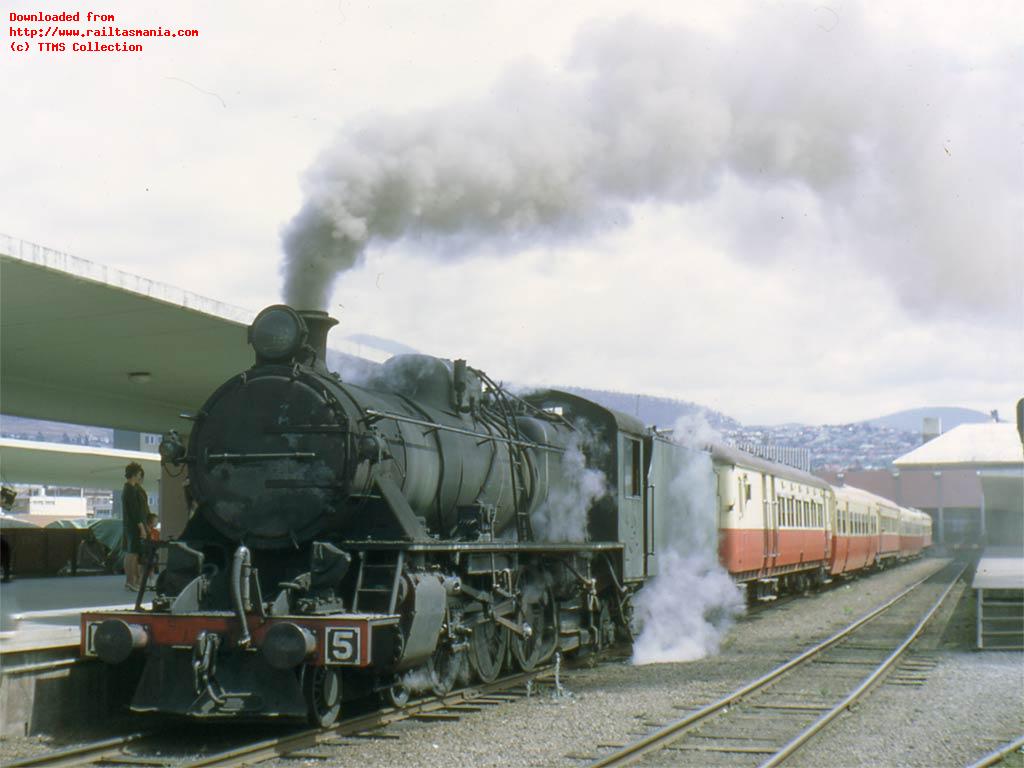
[[83, 306, 640, 726]]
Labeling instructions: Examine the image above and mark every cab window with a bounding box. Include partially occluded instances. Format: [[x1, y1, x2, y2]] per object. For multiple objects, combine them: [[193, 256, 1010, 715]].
[[623, 438, 641, 498]]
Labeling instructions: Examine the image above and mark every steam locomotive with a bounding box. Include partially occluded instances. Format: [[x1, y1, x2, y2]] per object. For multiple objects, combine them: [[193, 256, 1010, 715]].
[[80, 305, 930, 726]]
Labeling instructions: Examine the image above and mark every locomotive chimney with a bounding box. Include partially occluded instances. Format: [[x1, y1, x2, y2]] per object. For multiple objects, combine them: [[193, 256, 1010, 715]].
[[297, 309, 338, 373]]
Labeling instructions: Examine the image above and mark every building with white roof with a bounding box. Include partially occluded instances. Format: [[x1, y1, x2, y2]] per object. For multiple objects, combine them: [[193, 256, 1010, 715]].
[[820, 422, 1023, 549]]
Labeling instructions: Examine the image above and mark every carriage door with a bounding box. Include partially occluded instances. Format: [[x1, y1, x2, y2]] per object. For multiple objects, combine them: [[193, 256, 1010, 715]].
[[760, 473, 770, 565], [768, 475, 780, 563], [643, 436, 673, 578], [620, 434, 645, 581], [822, 490, 831, 560]]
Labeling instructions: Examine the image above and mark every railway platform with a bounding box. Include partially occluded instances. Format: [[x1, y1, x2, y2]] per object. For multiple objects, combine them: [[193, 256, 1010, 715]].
[[972, 546, 1024, 650], [0, 575, 145, 736]]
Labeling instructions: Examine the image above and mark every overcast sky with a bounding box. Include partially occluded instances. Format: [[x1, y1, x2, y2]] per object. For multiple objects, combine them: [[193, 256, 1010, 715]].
[[3, 1, 1021, 425]]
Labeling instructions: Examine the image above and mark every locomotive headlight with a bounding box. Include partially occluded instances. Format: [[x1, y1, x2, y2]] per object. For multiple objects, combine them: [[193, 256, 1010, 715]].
[[248, 305, 308, 362], [159, 430, 186, 465]]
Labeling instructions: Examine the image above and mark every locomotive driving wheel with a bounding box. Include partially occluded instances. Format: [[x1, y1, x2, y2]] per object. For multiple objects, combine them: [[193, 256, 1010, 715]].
[[301, 665, 341, 727], [428, 640, 466, 696], [468, 614, 509, 683], [511, 571, 558, 671]]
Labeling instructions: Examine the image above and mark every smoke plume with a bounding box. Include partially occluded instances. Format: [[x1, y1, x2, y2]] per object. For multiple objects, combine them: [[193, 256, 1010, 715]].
[[530, 429, 607, 543], [631, 416, 745, 665], [281, 6, 1019, 321]]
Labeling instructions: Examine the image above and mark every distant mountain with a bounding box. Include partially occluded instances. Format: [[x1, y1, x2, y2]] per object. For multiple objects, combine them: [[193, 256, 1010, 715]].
[[557, 387, 741, 432], [864, 407, 991, 434]]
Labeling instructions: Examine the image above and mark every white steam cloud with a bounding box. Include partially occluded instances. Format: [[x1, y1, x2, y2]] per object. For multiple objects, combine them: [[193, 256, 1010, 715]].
[[631, 416, 745, 665], [281, 6, 1020, 321], [530, 430, 607, 543]]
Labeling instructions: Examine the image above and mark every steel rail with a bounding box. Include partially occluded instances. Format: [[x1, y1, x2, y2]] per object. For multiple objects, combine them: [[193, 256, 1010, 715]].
[[181, 667, 552, 768], [758, 561, 967, 767], [964, 734, 1024, 768], [5, 731, 154, 768], [589, 561, 952, 768]]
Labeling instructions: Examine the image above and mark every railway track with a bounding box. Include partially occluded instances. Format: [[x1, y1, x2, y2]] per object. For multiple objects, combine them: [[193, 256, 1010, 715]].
[[5, 663, 562, 768], [587, 560, 967, 768], [966, 734, 1024, 768]]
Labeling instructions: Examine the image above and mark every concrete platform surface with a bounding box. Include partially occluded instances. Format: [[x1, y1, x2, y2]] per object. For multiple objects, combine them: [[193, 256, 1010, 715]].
[[1, 575, 144, 652], [973, 546, 1024, 590]]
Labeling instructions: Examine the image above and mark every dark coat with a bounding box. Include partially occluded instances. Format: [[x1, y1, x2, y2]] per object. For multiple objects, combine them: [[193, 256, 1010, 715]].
[[122, 483, 149, 554]]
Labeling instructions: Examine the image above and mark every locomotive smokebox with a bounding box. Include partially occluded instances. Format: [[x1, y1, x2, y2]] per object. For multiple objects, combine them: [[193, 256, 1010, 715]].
[[296, 309, 338, 373]]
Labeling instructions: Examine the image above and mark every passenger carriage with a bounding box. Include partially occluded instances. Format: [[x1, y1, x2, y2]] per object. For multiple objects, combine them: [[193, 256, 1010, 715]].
[[899, 508, 932, 558], [877, 497, 903, 563], [714, 445, 832, 599], [830, 485, 880, 575]]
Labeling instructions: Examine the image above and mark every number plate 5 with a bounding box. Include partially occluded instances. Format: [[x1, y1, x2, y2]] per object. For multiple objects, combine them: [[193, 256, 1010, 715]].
[[325, 626, 361, 666]]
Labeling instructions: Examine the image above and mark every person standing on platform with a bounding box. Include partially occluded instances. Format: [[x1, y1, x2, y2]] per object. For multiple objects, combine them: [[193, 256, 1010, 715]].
[[122, 462, 149, 591], [1, 486, 16, 583]]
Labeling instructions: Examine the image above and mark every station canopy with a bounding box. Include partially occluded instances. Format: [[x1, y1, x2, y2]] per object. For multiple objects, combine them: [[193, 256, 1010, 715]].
[[0, 438, 161, 490], [1, 234, 388, 488], [1, 235, 259, 433]]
